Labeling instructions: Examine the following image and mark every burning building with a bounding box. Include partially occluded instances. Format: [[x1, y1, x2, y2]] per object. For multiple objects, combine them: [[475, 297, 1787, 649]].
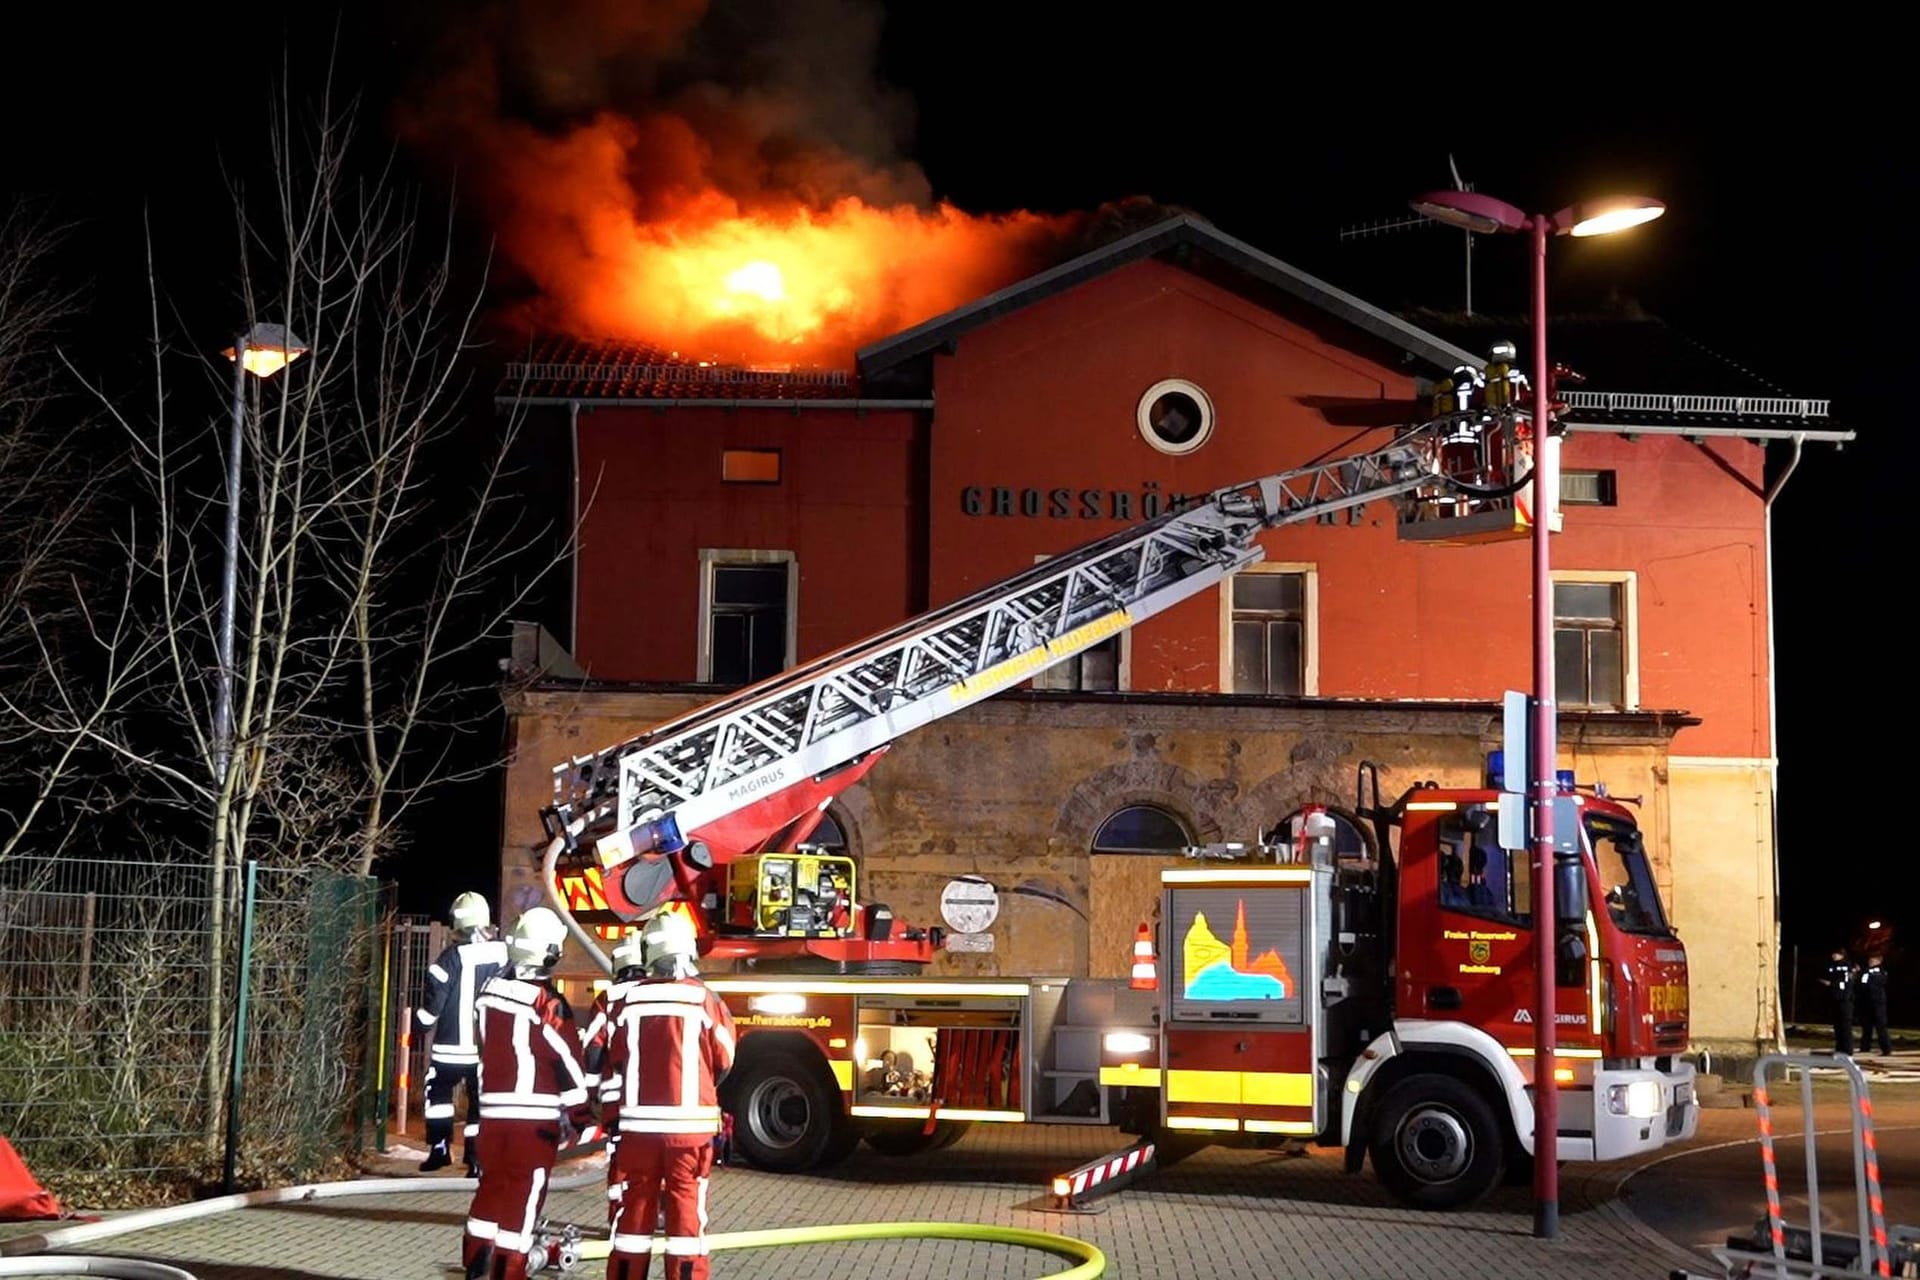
[[422, 2, 1841, 1054], [487, 209, 1843, 1058]]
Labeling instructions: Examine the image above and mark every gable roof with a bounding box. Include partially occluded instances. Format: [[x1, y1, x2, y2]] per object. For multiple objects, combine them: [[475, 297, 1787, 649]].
[[855, 213, 1483, 380]]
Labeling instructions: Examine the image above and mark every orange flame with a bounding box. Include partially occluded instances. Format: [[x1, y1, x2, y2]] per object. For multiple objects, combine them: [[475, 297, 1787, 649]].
[[485, 115, 1076, 363], [391, 3, 1110, 365]]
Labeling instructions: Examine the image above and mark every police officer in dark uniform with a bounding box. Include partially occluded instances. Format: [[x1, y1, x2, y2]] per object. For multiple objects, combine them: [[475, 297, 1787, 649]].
[[1858, 955, 1893, 1057], [1820, 951, 1856, 1055]]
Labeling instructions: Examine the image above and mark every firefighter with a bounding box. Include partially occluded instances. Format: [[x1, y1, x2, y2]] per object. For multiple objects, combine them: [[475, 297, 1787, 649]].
[[1820, 951, 1857, 1055], [1858, 954, 1893, 1057], [583, 929, 650, 1234], [1483, 340, 1527, 409], [419, 891, 510, 1175], [462, 907, 592, 1280], [602, 909, 737, 1280]]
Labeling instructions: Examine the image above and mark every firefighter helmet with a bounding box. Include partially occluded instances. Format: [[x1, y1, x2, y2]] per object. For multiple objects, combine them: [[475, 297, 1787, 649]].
[[611, 928, 647, 977], [508, 907, 568, 974], [1488, 340, 1518, 365], [449, 891, 490, 934], [641, 908, 699, 977]]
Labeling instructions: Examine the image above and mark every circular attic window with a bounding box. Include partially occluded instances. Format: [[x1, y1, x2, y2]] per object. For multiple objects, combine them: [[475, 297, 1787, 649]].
[[1137, 379, 1215, 454]]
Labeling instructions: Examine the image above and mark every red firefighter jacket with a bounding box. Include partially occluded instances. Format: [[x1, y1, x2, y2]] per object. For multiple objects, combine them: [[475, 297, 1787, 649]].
[[474, 975, 589, 1125], [600, 977, 737, 1145]]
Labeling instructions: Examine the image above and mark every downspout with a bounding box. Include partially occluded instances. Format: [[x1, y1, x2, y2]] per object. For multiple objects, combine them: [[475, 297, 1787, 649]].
[[570, 400, 582, 653], [1761, 433, 1806, 1052]]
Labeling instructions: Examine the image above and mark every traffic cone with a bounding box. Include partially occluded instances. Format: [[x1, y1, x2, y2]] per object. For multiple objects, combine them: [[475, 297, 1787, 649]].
[[1130, 921, 1158, 991], [0, 1136, 63, 1220]]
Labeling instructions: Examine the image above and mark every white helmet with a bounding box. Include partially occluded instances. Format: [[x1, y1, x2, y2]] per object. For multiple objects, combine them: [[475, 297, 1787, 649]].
[[508, 907, 568, 974], [450, 892, 490, 934], [611, 928, 647, 975], [641, 909, 699, 976]]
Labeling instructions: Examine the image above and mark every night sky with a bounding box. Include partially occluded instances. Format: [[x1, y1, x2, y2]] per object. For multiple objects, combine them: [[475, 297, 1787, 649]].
[[1, 7, 1906, 981]]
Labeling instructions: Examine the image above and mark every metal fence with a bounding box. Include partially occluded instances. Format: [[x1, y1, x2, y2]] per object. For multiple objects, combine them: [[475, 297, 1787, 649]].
[[0, 855, 389, 1205]]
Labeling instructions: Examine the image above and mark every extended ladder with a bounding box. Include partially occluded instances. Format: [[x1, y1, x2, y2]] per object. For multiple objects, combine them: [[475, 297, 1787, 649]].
[[544, 415, 1484, 864]]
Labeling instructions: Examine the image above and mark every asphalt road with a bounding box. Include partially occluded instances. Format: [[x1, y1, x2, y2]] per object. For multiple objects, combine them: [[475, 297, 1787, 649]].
[[1621, 1090, 1920, 1273]]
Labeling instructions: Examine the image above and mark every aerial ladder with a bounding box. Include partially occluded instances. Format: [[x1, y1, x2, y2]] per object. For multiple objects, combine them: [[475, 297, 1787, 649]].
[[539, 404, 1532, 972]]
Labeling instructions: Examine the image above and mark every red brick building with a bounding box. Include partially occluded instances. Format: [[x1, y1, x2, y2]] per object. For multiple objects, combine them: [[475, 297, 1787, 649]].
[[496, 215, 1846, 1052]]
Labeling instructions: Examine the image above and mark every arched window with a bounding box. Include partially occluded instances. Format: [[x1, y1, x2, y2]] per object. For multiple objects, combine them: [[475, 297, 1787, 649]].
[[1264, 809, 1371, 861], [1092, 805, 1192, 855], [799, 810, 847, 853]]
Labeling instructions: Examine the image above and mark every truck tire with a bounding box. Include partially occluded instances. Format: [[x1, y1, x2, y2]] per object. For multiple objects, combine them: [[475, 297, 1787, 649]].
[[862, 1120, 970, 1156], [1367, 1074, 1506, 1209], [726, 1045, 849, 1173]]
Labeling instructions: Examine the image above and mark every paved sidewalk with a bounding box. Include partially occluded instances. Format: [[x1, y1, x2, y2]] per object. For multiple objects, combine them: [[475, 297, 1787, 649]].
[[6, 1123, 1712, 1280]]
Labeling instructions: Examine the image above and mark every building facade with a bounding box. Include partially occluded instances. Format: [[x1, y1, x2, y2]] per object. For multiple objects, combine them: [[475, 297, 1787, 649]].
[[497, 216, 1842, 1053]]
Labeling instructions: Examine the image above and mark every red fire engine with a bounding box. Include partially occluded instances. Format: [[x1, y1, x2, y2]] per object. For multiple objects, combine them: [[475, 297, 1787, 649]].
[[535, 399, 1698, 1208]]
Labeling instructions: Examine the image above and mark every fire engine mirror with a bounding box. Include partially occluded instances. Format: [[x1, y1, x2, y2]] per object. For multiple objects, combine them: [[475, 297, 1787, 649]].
[[1555, 858, 1589, 922]]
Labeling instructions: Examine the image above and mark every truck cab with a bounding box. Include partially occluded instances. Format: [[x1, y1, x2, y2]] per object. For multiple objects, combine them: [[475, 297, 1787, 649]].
[[1339, 767, 1698, 1204]]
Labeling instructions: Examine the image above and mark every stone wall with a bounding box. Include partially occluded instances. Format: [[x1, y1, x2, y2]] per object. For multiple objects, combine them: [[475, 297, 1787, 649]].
[[500, 684, 1774, 1047]]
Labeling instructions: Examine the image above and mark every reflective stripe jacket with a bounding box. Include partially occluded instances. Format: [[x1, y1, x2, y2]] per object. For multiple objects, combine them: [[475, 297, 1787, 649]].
[[474, 975, 589, 1124], [582, 979, 643, 1115], [418, 937, 509, 1065], [601, 978, 737, 1145]]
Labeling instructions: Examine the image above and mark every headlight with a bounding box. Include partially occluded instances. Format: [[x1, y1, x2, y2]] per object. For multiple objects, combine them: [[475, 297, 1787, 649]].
[[1103, 1032, 1153, 1055], [749, 994, 807, 1016], [1607, 1081, 1663, 1119]]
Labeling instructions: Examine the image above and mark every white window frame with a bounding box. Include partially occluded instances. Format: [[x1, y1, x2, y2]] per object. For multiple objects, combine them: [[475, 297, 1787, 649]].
[[1031, 554, 1130, 691], [697, 548, 798, 683], [1550, 569, 1639, 710], [1218, 562, 1318, 695]]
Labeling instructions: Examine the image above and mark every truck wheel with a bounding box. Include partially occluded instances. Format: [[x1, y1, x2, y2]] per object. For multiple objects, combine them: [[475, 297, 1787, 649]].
[[727, 1046, 848, 1173], [863, 1120, 969, 1156], [1367, 1074, 1506, 1209]]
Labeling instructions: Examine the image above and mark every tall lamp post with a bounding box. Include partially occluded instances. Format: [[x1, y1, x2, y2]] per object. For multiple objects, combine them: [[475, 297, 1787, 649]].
[[210, 322, 307, 1171], [1409, 189, 1663, 1239]]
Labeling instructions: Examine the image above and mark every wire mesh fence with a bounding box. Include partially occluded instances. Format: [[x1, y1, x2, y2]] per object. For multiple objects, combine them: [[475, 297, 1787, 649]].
[[0, 855, 392, 1205]]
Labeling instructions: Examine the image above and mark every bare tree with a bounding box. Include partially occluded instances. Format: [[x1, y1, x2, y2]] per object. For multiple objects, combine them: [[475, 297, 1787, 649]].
[[20, 81, 562, 1138], [0, 204, 128, 864]]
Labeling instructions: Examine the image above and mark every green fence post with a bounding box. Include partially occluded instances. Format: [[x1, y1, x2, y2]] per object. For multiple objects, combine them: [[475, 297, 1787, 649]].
[[373, 886, 392, 1154], [220, 859, 259, 1194]]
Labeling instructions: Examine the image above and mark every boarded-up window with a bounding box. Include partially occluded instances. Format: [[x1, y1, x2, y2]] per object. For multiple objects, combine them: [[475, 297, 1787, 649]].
[[722, 449, 782, 484]]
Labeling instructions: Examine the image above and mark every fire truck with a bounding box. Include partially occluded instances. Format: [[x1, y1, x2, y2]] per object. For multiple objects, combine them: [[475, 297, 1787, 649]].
[[534, 402, 1699, 1208]]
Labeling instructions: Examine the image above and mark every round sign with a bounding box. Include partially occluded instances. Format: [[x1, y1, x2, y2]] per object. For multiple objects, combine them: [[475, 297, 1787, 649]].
[[939, 878, 1000, 934]]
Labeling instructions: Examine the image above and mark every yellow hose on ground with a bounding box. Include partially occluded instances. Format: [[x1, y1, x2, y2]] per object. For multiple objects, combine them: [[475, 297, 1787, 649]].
[[577, 1220, 1105, 1278]]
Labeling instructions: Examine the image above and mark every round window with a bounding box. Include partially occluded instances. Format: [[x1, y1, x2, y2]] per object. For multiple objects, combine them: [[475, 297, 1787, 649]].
[[1137, 379, 1215, 454]]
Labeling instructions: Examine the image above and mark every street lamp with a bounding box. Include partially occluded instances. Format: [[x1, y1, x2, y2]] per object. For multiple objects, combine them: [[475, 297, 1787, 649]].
[[1410, 188, 1664, 1239], [212, 321, 305, 1196], [214, 322, 308, 783]]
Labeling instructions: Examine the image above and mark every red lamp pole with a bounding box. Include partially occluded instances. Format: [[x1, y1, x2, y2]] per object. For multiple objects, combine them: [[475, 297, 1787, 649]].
[[1406, 187, 1664, 1242], [1527, 210, 1560, 1240]]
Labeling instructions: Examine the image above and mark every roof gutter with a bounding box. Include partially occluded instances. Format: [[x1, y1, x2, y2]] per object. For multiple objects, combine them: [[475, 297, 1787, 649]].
[[495, 397, 935, 410]]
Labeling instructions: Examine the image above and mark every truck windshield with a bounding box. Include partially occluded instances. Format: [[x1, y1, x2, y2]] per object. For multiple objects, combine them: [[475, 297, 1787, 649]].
[[1586, 815, 1672, 937]]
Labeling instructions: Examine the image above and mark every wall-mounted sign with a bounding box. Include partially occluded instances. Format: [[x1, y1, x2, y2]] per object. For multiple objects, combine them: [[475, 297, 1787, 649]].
[[957, 484, 1365, 526], [945, 932, 995, 953], [940, 878, 1000, 934]]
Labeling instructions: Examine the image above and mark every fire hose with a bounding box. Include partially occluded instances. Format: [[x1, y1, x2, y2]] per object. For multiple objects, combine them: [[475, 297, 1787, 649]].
[[1, 1145, 1106, 1279], [1, 1177, 1105, 1279]]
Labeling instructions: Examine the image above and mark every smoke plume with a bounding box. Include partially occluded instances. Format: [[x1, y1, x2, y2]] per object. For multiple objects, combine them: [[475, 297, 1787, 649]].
[[393, 0, 1089, 365]]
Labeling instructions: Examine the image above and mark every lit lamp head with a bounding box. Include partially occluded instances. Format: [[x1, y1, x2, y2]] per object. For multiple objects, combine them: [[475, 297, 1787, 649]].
[[1409, 190, 1666, 239], [223, 322, 310, 379]]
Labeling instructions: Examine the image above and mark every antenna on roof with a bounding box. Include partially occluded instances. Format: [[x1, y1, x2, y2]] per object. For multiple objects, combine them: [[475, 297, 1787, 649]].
[[1335, 154, 1477, 315]]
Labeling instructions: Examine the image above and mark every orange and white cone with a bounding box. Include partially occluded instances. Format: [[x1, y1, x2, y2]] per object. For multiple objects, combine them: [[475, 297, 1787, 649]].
[[1129, 921, 1158, 991]]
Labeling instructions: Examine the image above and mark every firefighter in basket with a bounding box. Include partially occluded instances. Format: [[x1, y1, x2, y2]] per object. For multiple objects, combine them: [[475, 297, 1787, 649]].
[[462, 908, 592, 1280], [419, 891, 509, 1175], [602, 909, 737, 1280]]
